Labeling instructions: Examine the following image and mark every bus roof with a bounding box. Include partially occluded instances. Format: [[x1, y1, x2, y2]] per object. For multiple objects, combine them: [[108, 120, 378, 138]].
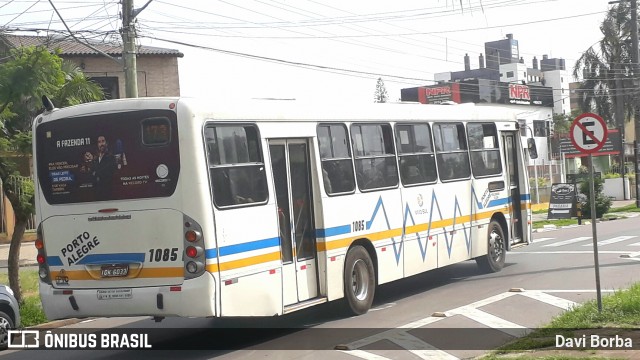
[[35, 97, 519, 125]]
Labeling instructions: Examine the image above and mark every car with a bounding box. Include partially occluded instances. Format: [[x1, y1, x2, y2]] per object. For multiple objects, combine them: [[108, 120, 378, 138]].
[[0, 285, 20, 349]]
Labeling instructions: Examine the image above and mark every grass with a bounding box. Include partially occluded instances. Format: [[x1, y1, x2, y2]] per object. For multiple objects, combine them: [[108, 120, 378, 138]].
[[607, 204, 640, 213], [0, 269, 47, 328], [533, 219, 578, 229], [485, 283, 640, 359]]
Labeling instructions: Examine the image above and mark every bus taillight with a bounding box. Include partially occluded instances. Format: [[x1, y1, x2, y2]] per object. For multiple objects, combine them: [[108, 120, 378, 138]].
[[186, 246, 197, 258], [185, 230, 201, 242], [183, 214, 205, 279], [36, 223, 52, 284]]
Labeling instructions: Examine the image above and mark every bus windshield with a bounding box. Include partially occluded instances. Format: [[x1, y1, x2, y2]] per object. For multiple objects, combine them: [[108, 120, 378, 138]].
[[35, 109, 180, 204]]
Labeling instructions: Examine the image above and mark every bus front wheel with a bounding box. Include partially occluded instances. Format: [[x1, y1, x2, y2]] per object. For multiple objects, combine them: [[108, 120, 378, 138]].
[[476, 220, 506, 273], [343, 245, 375, 315]]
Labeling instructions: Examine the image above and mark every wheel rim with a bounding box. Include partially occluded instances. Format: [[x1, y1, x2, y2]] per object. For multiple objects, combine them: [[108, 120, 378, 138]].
[[351, 259, 369, 301], [489, 226, 504, 261], [0, 317, 9, 345]]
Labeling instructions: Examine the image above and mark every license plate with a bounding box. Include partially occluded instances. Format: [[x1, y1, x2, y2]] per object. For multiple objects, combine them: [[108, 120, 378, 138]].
[[97, 288, 132, 300], [100, 264, 129, 278]]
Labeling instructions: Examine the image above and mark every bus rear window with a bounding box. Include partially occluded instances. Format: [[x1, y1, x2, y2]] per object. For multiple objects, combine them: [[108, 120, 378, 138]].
[[142, 117, 171, 145], [35, 110, 180, 204]]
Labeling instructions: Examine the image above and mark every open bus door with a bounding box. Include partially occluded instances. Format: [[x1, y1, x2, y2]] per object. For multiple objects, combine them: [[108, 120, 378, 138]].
[[268, 139, 320, 309], [502, 132, 525, 246]]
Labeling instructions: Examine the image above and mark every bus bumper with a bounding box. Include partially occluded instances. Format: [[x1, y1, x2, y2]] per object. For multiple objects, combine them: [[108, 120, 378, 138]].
[[40, 272, 217, 320]]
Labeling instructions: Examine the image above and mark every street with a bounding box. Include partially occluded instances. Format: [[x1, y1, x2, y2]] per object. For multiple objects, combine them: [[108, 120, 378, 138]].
[[1, 216, 639, 359]]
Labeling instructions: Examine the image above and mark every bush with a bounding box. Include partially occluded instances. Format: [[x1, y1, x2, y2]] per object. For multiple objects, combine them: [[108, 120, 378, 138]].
[[578, 177, 612, 218]]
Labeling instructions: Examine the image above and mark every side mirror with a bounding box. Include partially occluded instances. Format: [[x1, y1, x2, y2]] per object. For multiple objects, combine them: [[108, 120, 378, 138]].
[[527, 138, 538, 159]]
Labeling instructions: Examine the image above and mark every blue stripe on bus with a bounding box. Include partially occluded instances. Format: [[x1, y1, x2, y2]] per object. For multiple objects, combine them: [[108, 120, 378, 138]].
[[205, 236, 280, 259], [521, 193, 531, 201], [487, 197, 509, 207], [76, 253, 146, 265], [47, 256, 63, 266], [315, 225, 351, 238]]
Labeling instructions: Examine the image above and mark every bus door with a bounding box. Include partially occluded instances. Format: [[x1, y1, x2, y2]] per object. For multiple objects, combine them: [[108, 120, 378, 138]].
[[268, 139, 319, 306], [502, 132, 523, 245]]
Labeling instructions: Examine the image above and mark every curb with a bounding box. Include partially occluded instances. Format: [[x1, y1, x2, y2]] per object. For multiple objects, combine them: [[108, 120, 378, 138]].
[[27, 317, 92, 330]]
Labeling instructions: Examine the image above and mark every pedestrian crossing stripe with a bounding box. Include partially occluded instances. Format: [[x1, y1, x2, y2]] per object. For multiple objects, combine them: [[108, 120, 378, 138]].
[[581, 236, 637, 246]]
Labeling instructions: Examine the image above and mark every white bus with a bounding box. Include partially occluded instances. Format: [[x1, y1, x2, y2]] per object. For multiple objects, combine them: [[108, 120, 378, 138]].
[[32, 97, 535, 321]]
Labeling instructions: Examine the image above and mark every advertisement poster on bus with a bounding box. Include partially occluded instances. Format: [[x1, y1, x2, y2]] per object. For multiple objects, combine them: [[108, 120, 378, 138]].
[[35, 110, 181, 204]]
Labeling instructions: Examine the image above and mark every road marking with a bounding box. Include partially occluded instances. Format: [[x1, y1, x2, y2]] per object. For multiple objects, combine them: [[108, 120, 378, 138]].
[[390, 332, 458, 360], [510, 251, 631, 255], [517, 291, 577, 310], [338, 289, 611, 360], [543, 237, 591, 247], [529, 289, 616, 293], [532, 237, 555, 243], [448, 307, 527, 337], [581, 236, 637, 247], [628, 242, 640, 246], [342, 350, 393, 360]]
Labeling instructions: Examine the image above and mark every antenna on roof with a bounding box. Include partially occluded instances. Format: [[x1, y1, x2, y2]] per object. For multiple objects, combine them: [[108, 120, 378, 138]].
[[42, 95, 55, 112]]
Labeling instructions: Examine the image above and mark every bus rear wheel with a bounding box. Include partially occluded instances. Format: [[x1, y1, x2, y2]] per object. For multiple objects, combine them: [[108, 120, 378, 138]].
[[343, 245, 375, 315], [476, 220, 506, 273]]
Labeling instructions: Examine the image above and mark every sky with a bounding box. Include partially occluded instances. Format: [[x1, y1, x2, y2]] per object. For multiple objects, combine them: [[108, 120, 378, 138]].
[[0, 0, 612, 103]]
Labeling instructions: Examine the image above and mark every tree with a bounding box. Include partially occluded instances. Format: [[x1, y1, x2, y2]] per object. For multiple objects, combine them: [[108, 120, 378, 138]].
[[0, 46, 103, 303], [573, 3, 636, 128], [373, 77, 388, 103], [577, 174, 612, 219]]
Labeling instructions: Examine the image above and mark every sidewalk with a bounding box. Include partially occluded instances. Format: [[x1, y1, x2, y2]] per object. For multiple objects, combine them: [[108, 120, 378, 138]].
[[531, 199, 637, 222], [0, 240, 38, 268]]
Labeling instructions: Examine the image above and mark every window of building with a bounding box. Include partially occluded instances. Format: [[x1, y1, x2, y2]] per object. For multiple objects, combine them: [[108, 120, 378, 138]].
[[395, 123, 437, 186], [533, 120, 546, 137], [433, 123, 471, 181], [205, 124, 268, 207], [317, 124, 356, 195], [518, 119, 527, 136], [467, 123, 502, 177], [506, 71, 514, 78], [351, 123, 399, 190]]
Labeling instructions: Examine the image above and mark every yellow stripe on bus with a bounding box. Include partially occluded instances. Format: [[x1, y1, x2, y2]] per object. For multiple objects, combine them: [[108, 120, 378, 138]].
[[50, 267, 183, 281], [206, 251, 281, 272]]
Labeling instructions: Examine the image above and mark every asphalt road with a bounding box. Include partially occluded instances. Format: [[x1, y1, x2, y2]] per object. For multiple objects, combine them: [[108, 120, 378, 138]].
[[1, 215, 639, 359]]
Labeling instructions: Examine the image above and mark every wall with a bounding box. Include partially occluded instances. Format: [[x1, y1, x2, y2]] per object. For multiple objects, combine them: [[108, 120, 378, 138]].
[[67, 55, 181, 98]]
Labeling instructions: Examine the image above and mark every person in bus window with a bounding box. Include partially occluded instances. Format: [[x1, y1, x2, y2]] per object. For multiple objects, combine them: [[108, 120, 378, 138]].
[[92, 135, 117, 199]]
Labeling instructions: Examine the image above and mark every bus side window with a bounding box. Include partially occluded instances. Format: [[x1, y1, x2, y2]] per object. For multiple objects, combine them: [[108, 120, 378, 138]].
[[351, 123, 398, 191], [317, 123, 356, 195], [467, 123, 502, 178], [205, 124, 268, 208], [433, 122, 471, 182], [395, 123, 437, 186]]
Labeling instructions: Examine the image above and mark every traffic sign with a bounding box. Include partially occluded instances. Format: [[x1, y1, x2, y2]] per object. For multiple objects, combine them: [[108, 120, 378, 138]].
[[547, 183, 577, 220], [569, 113, 608, 154]]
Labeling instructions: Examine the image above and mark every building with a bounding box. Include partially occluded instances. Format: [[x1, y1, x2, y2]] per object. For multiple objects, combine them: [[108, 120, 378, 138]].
[[401, 80, 554, 165], [0, 34, 183, 99], [434, 35, 570, 116], [0, 34, 184, 237]]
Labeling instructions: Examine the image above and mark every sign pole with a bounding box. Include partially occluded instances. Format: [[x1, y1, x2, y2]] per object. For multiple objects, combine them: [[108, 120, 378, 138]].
[[588, 153, 603, 313], [570, 112, 607, 313]]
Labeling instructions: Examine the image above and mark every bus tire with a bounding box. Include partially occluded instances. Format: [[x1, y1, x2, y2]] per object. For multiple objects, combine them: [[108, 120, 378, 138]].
[[476, 220, 506, 273], [343, 245, 375, 315], [0, 310, 15, 349]]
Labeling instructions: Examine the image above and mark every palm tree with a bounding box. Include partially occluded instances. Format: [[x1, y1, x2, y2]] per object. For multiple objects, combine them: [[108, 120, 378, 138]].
[[573, 3, 636, 128]]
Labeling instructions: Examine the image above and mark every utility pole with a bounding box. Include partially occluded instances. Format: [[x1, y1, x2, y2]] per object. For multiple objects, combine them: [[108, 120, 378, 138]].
[[121, 0, 138, 98]]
